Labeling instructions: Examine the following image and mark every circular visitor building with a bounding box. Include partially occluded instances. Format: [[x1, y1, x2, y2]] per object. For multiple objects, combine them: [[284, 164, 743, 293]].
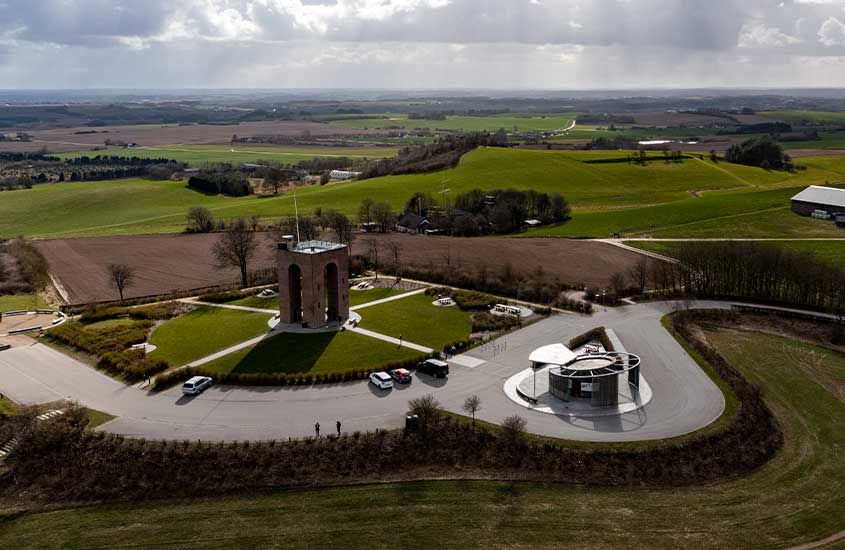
[[529, 344, 641, 407]]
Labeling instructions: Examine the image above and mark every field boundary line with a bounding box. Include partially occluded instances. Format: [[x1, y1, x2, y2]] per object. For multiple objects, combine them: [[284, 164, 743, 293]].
[[349, 288, 427, 311]]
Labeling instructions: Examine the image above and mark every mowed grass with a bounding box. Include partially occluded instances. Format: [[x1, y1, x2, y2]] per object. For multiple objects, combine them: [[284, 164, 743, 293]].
[[349, 286, 408, 307], [357, 293, 472, 350], [628, 239, 845, 269], [225, 295, 278, 310], [56, 144, 399, 166], [3, 328, 844, 549], [3, 148, 844, 238], [149, 306, 272, 366], [334, 113, 576, 132], [200, 330, 421, 375], [0, 294, 49, 311]]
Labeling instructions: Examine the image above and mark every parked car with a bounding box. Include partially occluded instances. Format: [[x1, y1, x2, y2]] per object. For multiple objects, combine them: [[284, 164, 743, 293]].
[[389, 368, 412, 384], [182, 376, 213, 396], [417, 358, 449, 378], [369, 371, 394, 390]]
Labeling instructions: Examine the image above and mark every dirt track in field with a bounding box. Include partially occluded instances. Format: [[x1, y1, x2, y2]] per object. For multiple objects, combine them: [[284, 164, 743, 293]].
[[37, 233, 648, 304], [6, 120, 380, 153]]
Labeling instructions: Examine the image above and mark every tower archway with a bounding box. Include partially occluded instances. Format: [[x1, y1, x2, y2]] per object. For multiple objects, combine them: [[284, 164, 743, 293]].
[[324, 262, 339, 322], [288, 264, 303, 323]]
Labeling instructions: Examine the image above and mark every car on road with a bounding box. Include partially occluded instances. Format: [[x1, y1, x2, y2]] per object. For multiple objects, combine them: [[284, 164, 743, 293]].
[[418, 358, 449, 378], [369, 371, 394, 390], [389, 368, 412, 384], [182, 376, 213, 396]]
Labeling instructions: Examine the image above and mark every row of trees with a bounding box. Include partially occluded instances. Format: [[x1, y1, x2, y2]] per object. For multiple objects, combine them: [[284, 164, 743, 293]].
[[360, 132, 509, 179], [187, 171, 251, 197]]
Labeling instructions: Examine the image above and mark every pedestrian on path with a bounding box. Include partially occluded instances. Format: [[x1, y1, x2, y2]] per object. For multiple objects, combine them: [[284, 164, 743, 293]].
[[398, 334, 403, 348], [336, 420, 341, 436], [315, 422, 320, 437]]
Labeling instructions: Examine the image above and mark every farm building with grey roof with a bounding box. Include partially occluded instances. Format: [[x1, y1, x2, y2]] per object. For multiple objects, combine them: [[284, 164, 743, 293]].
[[791, 185, 845, 216]]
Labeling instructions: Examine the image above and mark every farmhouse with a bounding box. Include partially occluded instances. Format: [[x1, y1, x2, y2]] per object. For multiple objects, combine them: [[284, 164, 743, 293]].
[[791, 185, 845, 217], [396, 213, 431, 234]]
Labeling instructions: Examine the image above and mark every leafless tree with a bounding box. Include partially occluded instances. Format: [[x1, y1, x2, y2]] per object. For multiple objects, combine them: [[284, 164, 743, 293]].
[[628, 257, 650, 294], [322, 210, 355, 247], [386, 240, 402, 276], [213, 218, 258, 288], [371, 201, 396, 233], [186, 206, 215, 233], [357, 198, 375, 229], [107, 263, 134, 303], [610, 271, 627, 297], [365, 238, 380, 280], [269, 215, 317, 245], [462, 395, 482, 426], [262, 167, 284, 195]]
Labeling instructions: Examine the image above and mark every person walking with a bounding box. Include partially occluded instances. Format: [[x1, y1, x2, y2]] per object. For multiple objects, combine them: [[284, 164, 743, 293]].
[[315, 421, 320, 437], [336, 420, 342, 436], [398, 334, 403, 348]]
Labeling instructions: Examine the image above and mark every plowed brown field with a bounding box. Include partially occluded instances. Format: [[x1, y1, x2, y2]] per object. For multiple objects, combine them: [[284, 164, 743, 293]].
[[37, 233, 647, 304]]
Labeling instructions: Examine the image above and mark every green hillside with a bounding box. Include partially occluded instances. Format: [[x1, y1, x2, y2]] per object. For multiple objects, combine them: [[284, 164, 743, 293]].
[[2, 148, 843, 238]]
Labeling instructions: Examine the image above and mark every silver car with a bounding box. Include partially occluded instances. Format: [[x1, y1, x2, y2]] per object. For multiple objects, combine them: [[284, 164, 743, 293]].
[[182, 376, 213, 395]]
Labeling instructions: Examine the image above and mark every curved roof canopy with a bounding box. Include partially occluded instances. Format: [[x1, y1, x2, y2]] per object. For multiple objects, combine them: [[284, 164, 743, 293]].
[[529, 343, 576, 366]]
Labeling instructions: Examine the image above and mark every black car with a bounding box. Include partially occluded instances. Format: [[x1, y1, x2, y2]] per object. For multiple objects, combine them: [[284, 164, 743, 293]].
[[417, 358, 449, 378]]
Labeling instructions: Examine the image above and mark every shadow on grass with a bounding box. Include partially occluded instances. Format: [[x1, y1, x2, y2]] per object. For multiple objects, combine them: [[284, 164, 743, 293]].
[[229, 331, 337, 375]]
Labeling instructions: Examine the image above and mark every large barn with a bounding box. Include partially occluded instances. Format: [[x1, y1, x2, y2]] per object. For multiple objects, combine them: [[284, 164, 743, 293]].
[[791, 185, 845, 216]]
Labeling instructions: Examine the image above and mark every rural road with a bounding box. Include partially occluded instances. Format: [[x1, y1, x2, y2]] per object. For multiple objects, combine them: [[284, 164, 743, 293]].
[[0, 300, 741, 442]]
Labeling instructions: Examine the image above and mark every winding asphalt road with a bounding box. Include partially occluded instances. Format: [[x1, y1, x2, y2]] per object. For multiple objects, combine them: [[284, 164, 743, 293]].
[[0, 300, 736, 442]]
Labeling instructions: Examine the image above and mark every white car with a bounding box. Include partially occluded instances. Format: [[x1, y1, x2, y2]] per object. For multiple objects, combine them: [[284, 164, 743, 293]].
[[369, 371, 393, 390], [182, 376, 213, 395]]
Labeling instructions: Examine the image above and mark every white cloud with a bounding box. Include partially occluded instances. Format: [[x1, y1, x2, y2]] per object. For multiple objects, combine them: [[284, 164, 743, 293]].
[[818, 16, 845, 46], [738, 22, 801, 48]]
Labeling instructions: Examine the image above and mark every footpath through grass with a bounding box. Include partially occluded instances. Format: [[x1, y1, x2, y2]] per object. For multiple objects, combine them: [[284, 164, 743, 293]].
[[357, 292, 472, 350], [200, 330, 421, 375], [149, 306, 272, 366], [349, 286, 408, 307], [1, 325, 845, 547]]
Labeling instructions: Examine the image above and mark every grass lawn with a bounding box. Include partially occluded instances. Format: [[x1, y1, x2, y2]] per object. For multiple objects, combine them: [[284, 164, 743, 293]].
[[349, 286, 409, 307], [628, 239, 845, 268], [149, 306, 272, 366], [0, 294, 49, 311], [57, 144, 399, 166], [0, 394, 16, 415], [83, 408, 116, 429], [81, 317, 140, 331], [225, 295, 278, 310], [2, 322, 843, 550], [357, 293, 471, 350], [201, 330, 422, 375], [7, 148, 842, 238]]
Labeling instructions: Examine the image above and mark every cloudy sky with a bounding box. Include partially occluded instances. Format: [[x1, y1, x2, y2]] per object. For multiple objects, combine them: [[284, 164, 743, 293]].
[[1, 0, 845, 89]]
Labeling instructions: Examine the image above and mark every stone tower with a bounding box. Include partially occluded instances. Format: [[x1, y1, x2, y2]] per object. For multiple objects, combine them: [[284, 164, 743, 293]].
[[277, 240, 349, 328]]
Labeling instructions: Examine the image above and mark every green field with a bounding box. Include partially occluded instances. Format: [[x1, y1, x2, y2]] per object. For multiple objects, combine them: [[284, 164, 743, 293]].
[[3, 326, 843, 549], [201, 330, 421, 375], [781, 131, 845, 150], [627, 239, 845, 269], [357, 293, 472, 350], [149, 306, 272, 366], [224, 295, 278, 310], [334, 113, 576, 132], [3, 148, 845, 239], [760, 110, 845, 125], [56, 144, 399, 166], [0, 294, 49, 311], [0, 395, 16, 415]]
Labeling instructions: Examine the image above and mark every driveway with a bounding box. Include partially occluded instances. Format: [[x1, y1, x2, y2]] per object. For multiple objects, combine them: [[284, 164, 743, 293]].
[[0, 300, 735, 442]]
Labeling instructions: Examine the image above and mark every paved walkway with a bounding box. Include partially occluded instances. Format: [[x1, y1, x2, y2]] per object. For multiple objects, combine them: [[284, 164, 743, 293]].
[[349, 288, 427, 311], [347, 326, 433, 353], [181, 299, 278, 315]]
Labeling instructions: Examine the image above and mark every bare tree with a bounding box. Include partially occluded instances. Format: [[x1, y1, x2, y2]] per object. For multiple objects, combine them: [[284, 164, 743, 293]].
[[107, 263, 134, 303], [462, 395, 482, 426], [322, 210, 355, 247], [610, 271, 628, 298], [627, 257, 650, 294], [386, 240, 402, 276], [269, 215, 317, 245], [186, 206, 215, 233], [365, 238, 380, 280], [500, 415, 527, 444], [357, 197, 375, 229], [262, 167, 283, 195], [371, 201, 396, 233], [408, 394, 440, 429], [213, 218, 258, 288]]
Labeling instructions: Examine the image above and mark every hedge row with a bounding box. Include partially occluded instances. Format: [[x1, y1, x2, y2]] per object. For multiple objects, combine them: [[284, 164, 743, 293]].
[[196, 288, 257, 304], [154, 354, 435, 390], [568, 326, 615, 352], [79, 303, 177, 324], [48, 320, 170, 381]]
